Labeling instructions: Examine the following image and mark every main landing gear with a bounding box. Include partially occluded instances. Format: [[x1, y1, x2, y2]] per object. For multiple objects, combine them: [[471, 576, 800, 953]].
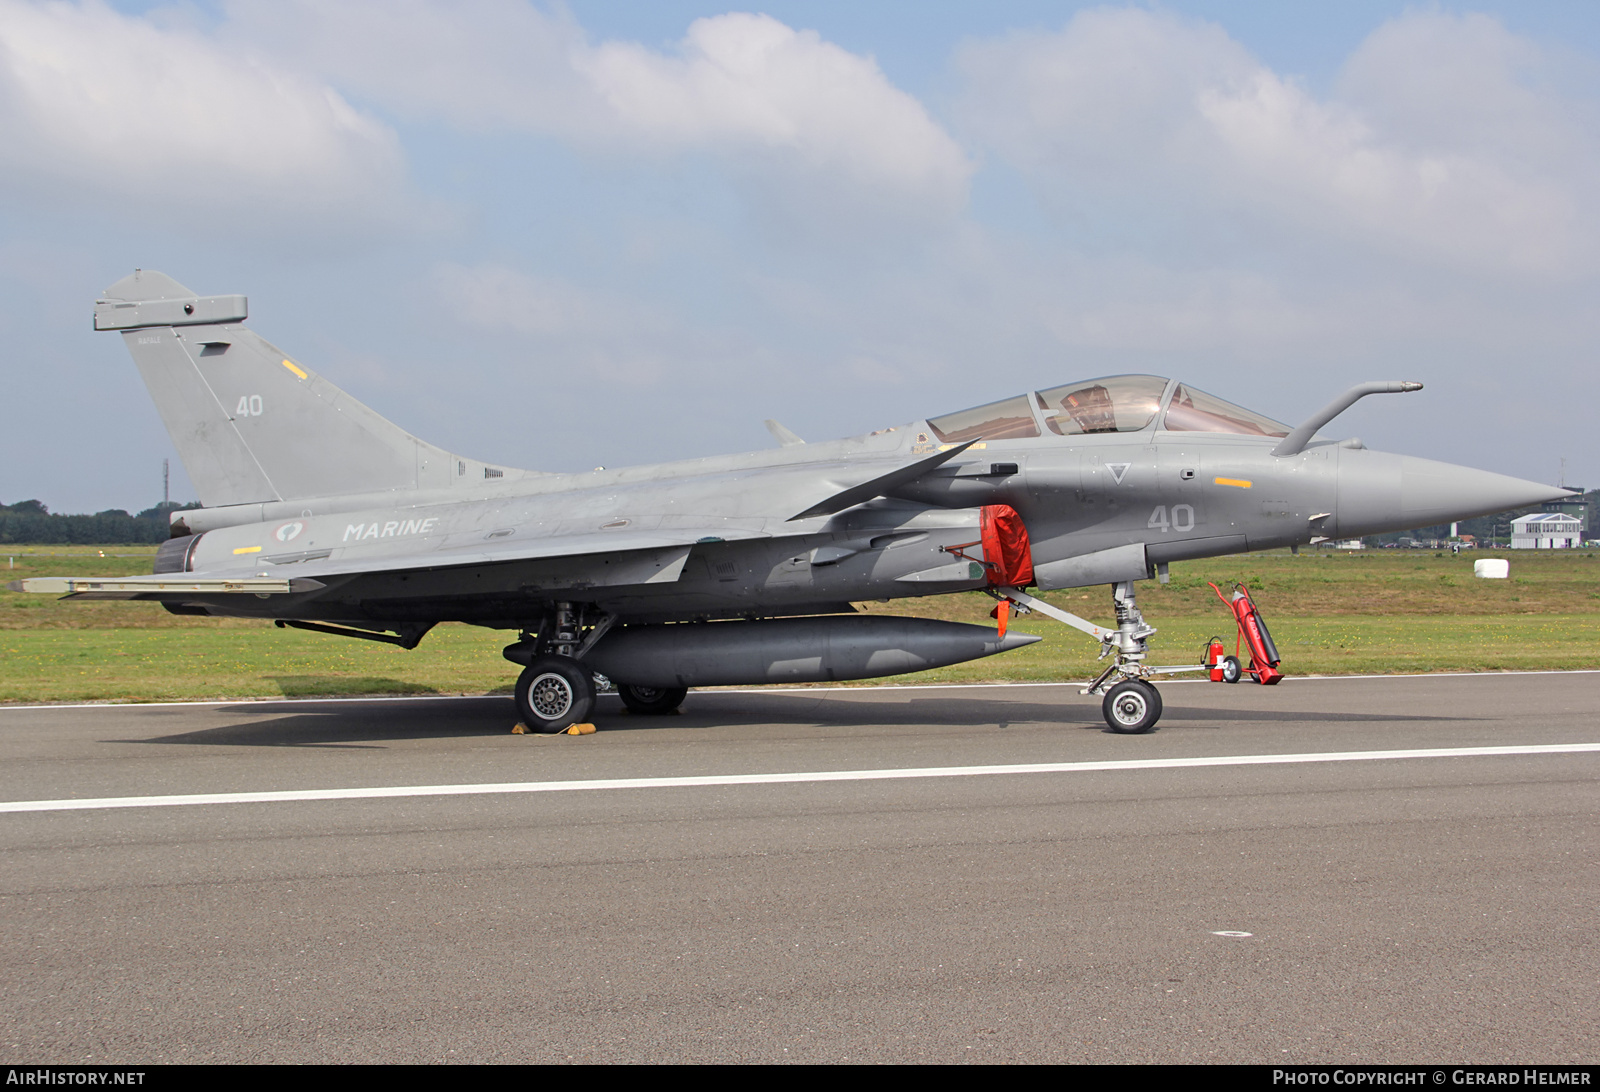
[[503, 602, 691, 731], [515, 656, 595, 733], [504, 601, 613, 733]]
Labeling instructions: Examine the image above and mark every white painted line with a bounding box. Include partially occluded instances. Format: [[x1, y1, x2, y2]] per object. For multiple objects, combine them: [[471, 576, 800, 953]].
[[0, 693, 505, 711], [5, 668, 1600, 711], [3, 743, 1596, 814]]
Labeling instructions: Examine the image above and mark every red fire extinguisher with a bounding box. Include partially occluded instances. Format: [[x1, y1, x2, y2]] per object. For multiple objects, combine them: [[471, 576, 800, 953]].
[[1206, 636, 1226, 682]]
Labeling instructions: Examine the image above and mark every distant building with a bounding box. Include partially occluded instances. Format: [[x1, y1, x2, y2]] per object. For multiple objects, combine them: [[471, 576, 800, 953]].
[[1544, 492, 1587, 519], [1540, 490, 1588, 539], [1510, 513, 1582, 549]]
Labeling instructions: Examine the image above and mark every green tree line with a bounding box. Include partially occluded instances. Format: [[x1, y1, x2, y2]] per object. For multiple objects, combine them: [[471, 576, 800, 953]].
[[0, 500, 196, 544]]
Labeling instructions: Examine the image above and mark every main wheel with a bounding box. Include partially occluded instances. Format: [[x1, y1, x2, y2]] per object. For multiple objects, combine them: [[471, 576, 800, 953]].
[[1102, 679, 1162, 734], [617, 684, 688, 715], [515, 656, 596, 733], [1220, 655, 1242, 684]]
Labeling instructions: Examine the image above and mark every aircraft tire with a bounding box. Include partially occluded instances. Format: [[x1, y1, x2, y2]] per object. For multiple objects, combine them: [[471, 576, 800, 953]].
[[515, 656, 595, 733], [1220, 656, 1242, 684], [1102, 679, 1162, 734], [617, 684, 688, 715]]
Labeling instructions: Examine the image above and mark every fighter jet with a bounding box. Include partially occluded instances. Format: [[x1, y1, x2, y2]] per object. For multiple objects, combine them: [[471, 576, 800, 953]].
[[11, 270, 1570, 733]]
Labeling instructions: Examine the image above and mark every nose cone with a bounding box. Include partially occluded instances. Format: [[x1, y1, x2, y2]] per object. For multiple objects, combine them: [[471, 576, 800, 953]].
[[1336, 450, 1572, 537], [1400, 456, 1571, 527]]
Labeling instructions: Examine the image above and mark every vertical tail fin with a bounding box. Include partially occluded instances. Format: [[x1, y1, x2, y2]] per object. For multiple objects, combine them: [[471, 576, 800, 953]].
[[96, 270, 526, 508]]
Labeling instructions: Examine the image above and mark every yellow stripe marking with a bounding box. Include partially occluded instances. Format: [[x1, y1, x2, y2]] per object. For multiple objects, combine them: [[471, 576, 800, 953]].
[[282, 359, 307, 380], [1214, 476, 1253, 488], [232, 546, 262, 554]]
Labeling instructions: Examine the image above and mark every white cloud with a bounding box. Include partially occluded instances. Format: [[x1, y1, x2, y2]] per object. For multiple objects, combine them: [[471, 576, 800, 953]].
[[956, 8, 1600, 276], [0, 0, 973, 235], [1336, 12, 1587, 164], [225, 1, 973, 221], [957, 9, 1256, 182], [1195, 60, 1583, 275], [0, 0, 406, 224], [578, 14, 971, 213], [220, 0, 597, 133]]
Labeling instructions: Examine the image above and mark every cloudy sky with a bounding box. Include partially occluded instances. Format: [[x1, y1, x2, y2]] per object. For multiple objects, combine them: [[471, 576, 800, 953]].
[[2, 0, 1596, 512]]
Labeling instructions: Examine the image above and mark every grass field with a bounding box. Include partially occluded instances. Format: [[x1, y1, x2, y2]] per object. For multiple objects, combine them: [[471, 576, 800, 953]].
[[1, 545, 1595, 703]]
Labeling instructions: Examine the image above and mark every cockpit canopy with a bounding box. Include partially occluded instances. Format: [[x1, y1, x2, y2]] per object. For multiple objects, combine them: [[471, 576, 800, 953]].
[[925, 375, 1291, 443]]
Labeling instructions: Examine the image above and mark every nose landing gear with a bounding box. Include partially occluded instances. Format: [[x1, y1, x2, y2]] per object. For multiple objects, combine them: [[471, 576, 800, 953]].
[[993, 579, 1178, 733], [992, 577, 1268, 734]]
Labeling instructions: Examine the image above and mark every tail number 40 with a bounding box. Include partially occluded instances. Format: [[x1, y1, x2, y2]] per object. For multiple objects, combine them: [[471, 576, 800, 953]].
[[1148, 504, 1195, 533], [235, 395, 263, 417]]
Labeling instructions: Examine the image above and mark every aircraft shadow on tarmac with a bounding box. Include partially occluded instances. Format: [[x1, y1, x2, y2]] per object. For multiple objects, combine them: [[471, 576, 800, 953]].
[[104, 691, 1473, 749], [268, 675, 449, 698]]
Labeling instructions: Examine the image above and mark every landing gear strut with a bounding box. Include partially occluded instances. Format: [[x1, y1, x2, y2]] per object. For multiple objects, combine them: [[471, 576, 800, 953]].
[[1080, 580, 1166, 733], [992, 579, 1182, 734], [504, 601, 613, 733]]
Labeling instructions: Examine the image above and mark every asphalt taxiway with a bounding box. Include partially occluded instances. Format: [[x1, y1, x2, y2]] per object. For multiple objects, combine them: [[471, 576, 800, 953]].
[[1, 672, 1596, 1063]]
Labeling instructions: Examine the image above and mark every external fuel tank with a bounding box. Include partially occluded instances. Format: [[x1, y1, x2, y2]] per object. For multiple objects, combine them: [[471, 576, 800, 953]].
[[580, 615, 1040, 688]]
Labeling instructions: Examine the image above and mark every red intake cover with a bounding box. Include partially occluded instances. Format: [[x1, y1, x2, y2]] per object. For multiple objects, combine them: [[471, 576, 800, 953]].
[[980, 504, 1034, 588]]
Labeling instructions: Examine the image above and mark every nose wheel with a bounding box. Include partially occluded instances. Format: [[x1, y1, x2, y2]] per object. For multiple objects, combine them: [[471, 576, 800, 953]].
[[1102, 678, 1162, 734]]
